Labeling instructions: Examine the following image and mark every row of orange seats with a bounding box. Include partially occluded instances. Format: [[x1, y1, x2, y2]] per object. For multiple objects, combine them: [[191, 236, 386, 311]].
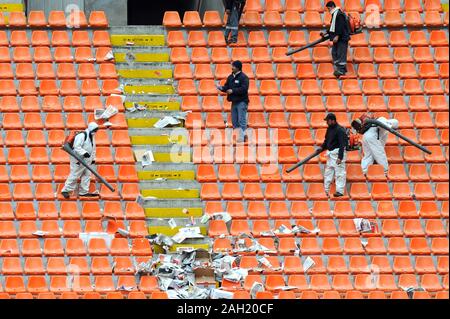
[[164, 9, 447, 28], [0, 30, 110, 47], [205, 200, 448, 219], [0, 130, 131, 147], [167, 29, 449, 47], [0, 254, 446, 276], [185, 112, 448, 130], [0, 10, 108, 28], [0, 112, 127, 129], [0, 291, 168, 299], [238, 10, 447, 28], [0, 164, 138, 182], [0, 275, 157, 294], [222, 273, 447, 291], [0, 220, 147, 239], [209, 217, 447, 237], [0, 201, 143, 221], [180, 95, 448, 113], [0, 46, 113, 63], [212, 235, 449, 255], [174, 62, 449, 80], [193, 146, 448, 165], [178, 78, 448, 96], [240, 0, 444, 14], [0, 256, 152, 275], [0, 183, 139, 201], [243, 289, 449, 299], [200, 181, 448, 201], [170, 46, 449, 64], [0, 95, 124, 113], [0, 63, 117, 80], [198, 163, 449, 183], [0, 79, 120, 96]]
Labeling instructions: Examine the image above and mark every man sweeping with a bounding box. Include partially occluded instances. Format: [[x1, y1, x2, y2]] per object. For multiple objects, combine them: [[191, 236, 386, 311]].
[[224, 0, 246, 44], [352, 113, 399, 177], [61, 122, 100, 199]]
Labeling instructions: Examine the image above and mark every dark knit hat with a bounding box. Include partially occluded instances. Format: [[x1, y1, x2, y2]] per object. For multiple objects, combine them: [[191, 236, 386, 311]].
[[232, 60, 243, 70], [324, 113, 337, 121]]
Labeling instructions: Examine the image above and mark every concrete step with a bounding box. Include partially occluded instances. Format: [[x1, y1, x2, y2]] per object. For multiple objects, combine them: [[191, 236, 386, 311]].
[[120, 78, 175, 95], [123, 96, 180, 111], [140, 188, 199, 199], [113, 48, 170, 63], [145, 206, 203, 218], [110, 26, 165, 35]]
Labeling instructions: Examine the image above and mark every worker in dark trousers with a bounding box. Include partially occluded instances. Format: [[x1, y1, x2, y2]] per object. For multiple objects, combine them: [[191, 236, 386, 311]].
[[224, 0, 246, 44], [323, 1, 351, 78], [216, 60, 249, 143], [318, 113, 348, 197]]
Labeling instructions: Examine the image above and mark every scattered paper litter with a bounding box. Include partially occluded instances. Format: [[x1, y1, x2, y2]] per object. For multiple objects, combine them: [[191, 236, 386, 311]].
[[250, 282, 264, 299], [153, 116, 181, 129], [354, 218, 374, 233], [141, 150, 155, 167], [303, 256, 316, 273], [168, 218, 177, 229], [33, 230, 48, 237], [117, 228, 130, 237], [104, 50, 114, 61], [94, 105, 118, 120]]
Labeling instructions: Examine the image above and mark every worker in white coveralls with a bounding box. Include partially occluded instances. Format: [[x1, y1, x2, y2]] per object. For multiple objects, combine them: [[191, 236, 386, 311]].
[[318, 113, 348, 197], [351, 113, 399, 176], [61, 122, 99, 199]]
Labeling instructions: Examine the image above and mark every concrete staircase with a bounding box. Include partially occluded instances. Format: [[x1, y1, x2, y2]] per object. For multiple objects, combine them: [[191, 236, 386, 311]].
[[110, 26, 209, 253]]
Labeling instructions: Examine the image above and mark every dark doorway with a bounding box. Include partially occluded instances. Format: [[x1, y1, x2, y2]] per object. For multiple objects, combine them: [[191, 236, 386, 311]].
[[128, 0, 199, 25]]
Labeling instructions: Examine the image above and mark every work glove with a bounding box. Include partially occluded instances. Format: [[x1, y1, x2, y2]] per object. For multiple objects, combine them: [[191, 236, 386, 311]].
[[83, 153, 90, 158]]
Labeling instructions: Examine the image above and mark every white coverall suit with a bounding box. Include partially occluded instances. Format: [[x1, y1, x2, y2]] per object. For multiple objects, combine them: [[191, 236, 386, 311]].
[[361, 117, 399, 174], [324, 148, 347, 195], [62, 122, 98, 195]]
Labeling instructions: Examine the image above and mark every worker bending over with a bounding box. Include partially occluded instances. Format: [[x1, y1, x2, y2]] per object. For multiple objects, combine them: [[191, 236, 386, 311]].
[[352, 113, 399, 176]]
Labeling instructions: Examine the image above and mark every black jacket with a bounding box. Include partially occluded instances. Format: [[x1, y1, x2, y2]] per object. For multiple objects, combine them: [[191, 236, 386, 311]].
[[219, 71, 249, 104], [328, 9, 350, 42], [321, 123, 347, 160], [225, 0, 246, 11]]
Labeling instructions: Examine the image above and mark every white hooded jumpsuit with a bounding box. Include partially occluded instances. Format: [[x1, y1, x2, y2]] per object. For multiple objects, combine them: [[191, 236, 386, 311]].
[[361, 117, 399, 174], [62, 122, 98, 195]]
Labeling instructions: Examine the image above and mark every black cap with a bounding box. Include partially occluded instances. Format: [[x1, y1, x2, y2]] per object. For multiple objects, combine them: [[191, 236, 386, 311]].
[[324, 113, 337, 121]]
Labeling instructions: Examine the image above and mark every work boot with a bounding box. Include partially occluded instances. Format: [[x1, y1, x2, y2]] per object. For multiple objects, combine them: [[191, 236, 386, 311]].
[[334, 70, 344, 78], [61, 191, 70, 199], [79, 190, 100, 197], [333, 192, 344, 197]]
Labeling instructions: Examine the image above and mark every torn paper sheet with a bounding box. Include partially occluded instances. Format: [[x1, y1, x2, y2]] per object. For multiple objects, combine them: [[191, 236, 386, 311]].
[[125, 52, 135, 63], [354, 218, 374, 233], [172, 227, 204, 243], [117, 285, 135, 292], [104, 50, 114, 61], [79, 232, 115, 248], [136, 194, 158, 206], [94, 106, 118, 120], [212, 212, 232, 223], [153, 116, 181, 128], [141, 150, 155, 167], [250, 282, 264, 299], [168, 218, 177, 229], [274, 224, 292, 235], [210, 289, 234, 299], [292, 225, 320, 235], [303, 256, 316, 273], [117, 228, 130, 237], [33, 230, 49, 237]]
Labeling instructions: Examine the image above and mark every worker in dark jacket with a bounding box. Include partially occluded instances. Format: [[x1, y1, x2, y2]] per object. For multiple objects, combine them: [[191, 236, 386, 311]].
[[224, 0, 246, 44], [317, 113, 348, 197], [323, 1, 351, 77], [216, 60, 249, 143]]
